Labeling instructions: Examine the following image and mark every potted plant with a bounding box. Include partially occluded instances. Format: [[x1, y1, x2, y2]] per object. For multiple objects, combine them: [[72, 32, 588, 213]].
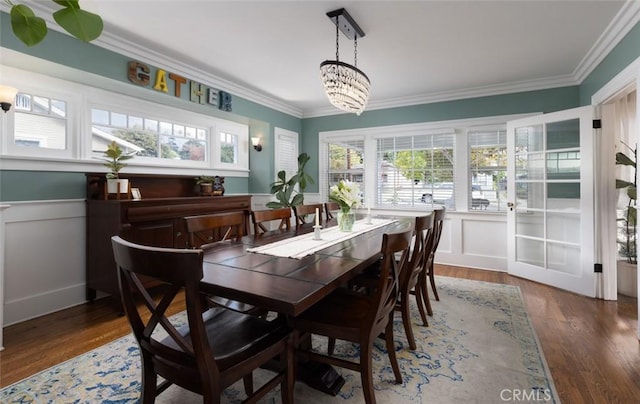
[[266, 153, 314, 209], [100, 141, 136, 194], [195, 176, 215, 194], [615, 141, 637, 296]]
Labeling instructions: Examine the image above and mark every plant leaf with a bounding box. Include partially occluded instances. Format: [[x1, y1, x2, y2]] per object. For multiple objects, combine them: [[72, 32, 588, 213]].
[[616, 152, 636, 167], [53, 3, 103, 42], [10, 4, 48, 47], [266, 201, 284, 209], [290, 194, 304, 207], [627, 185, 637, 200], [616, 179, 634, 189]]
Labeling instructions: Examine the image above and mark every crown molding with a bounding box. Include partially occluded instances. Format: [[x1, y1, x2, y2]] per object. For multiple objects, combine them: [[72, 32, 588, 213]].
[[5, 0, 638, 120], [573, 0, 640, 83], [1, 1, 303, 118], [302, 74, 578, 118]]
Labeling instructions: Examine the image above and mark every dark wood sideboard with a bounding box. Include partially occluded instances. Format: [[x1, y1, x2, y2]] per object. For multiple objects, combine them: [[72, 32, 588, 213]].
[[85, 173, 252, 306]]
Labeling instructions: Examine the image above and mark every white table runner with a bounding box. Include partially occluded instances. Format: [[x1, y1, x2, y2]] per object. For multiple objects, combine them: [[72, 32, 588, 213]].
[[247, 218, 395, 259]]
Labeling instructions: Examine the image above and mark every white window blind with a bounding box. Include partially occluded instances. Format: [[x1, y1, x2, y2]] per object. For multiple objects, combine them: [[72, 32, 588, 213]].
[[377, 131, 455, 208], [274, 127, 299, 180]]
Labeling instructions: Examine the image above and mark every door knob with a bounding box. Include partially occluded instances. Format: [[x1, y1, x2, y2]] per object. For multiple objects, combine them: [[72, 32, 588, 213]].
[[507, 202, 515, 211]]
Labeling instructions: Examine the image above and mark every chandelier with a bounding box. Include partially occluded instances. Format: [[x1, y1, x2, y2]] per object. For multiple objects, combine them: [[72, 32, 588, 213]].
[[319, 8, 370, 116]]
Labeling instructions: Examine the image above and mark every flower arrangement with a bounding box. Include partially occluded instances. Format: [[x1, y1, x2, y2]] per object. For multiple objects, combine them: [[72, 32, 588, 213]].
[[329, 180, 361, 213]]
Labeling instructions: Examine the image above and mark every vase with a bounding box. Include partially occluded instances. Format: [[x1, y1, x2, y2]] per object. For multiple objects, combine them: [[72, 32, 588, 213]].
[[338, 209, 356, 232]]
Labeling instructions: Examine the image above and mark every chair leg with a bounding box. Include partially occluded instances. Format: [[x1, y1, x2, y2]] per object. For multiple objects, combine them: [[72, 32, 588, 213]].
[[399, 293, 417, 350], [429, 262, 439, 301], [385, 313, 402, 384], [413, 271, 431, 327], [140, 355, 157, 404], [243, 374, 254, 396], [360, 342, 377, 404], [420, 271, 434, 317], [328, 337, 336, 355]]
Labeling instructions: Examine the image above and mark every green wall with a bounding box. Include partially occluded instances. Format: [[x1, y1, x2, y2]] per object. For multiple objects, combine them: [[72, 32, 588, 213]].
[[579, 22, 640, 105], [2, 11, 639, 201], [0, 11, 300, 201], [300, 86, 581, 192]]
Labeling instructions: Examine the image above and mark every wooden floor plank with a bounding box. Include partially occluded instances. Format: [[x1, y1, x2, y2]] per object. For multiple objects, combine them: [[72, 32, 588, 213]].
[[1, 264, 638, 403]]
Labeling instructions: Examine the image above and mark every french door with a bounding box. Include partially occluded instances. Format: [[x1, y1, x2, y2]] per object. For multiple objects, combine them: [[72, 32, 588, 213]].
[[506, 106, 596, 297]]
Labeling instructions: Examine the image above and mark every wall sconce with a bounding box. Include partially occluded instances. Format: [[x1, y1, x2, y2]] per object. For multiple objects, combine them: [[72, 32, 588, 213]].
[[251, 136, 263, 152], [0, 86, 18, 113]]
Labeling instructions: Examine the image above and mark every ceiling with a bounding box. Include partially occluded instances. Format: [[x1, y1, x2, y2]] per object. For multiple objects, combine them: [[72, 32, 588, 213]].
[[37, 1, 636, 117]]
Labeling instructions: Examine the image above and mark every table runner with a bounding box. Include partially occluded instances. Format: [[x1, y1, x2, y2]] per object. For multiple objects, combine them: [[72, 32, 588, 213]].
[[247, 218, 395, 259]]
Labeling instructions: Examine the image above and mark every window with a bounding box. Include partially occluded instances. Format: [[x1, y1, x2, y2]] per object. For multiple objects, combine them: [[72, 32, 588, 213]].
[[91, 108, 208, 162], [469, 128, 508, 211], [9, 92, 70, 156], [326, 138, 365, 203], [377, 132, 455, 209]]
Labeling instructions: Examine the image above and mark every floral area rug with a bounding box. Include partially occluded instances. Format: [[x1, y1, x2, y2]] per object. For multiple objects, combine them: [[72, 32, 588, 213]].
[[1, 276, 559, 403]]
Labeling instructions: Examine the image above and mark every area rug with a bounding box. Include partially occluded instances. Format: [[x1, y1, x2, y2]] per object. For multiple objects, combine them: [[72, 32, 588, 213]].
[[1, 276, 559, 403]]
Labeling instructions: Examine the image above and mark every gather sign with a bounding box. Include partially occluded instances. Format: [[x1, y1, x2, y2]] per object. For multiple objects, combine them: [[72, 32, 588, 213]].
[[127, 60, 232, 112]]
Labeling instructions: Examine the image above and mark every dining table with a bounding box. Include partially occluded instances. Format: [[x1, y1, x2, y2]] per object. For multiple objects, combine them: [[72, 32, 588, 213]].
[[199, 215, 413, 395]]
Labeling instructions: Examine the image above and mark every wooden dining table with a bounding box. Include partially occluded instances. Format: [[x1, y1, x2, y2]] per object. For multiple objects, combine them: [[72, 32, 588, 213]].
[[199, 216, 413, 395]]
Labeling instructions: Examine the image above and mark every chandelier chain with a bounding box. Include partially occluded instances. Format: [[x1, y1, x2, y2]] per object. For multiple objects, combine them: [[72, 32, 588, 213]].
[[354, 35, 358, 67], [335, 16, 340, 61]]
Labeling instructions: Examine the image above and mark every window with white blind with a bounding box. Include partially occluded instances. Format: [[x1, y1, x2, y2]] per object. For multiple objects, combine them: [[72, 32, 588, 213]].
[[378, 132, 455, 208], [319, 114, 534, 213], [274, 127, 299, 180], [469, 127, 508, 211]]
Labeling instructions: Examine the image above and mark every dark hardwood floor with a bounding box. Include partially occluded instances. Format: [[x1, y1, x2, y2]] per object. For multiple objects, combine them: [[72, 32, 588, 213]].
[[1, 264, 638, 403]]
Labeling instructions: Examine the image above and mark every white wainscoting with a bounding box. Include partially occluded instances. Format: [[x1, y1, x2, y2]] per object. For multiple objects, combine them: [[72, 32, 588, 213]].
[[1, 195, 507, 330], [2, 200, 86, 327]]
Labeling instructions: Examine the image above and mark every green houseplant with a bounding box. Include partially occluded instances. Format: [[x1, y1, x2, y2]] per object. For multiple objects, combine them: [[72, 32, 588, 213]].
[[100, 141, 136, 194], [266, 153, 314, 209], [615, 141, 637, 264], [195, 176, 215, 194]]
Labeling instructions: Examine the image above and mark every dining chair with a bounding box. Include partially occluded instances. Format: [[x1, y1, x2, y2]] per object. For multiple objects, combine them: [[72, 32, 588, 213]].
[[292, 203, 324, 226], [111, 236, 294, 404], [293, 226, 413, 404], [184, 212, 263, 316], [349, 214, 435, 349], [324, 201, 340, 221], [251, 207, 292, 235], [421, 207, 446, 315]]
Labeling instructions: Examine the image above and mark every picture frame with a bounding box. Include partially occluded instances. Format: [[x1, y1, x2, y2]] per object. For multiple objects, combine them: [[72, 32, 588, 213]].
[[131, 188, 142, 200]]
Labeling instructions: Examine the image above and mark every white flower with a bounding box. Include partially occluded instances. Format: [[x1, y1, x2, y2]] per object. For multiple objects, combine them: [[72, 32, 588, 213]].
[[329, 180, 361, 211]]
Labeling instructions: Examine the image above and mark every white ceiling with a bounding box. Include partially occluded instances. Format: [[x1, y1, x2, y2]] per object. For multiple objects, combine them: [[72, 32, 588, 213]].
[[36, 1, 638, 117]]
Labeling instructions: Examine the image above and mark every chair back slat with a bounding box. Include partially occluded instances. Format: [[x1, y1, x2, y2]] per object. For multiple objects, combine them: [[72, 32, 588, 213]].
[[292, 203, 324, 225], [251, 208, 292, 235], [401, 214, 435, 294], [371, 227, 413, 333], [184, 211, 245, 249], [324, 202, 340, 221]]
